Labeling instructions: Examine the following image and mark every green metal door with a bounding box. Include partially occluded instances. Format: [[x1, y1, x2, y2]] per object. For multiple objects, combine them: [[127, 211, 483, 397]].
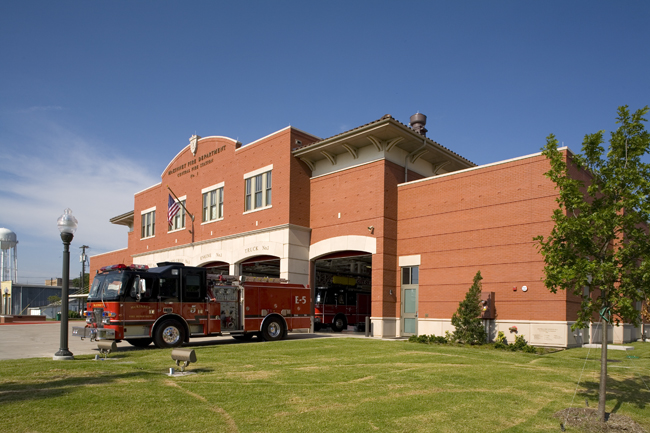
[[401, 266, 419, 336], [401, 286, 418, 336]]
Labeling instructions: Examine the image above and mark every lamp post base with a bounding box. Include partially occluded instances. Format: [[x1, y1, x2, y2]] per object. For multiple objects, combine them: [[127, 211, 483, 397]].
[[53, 349, 74, 361]]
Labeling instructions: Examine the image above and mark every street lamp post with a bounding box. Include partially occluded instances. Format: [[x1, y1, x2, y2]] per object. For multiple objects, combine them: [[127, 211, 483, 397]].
[[53, 208, 77, 361]]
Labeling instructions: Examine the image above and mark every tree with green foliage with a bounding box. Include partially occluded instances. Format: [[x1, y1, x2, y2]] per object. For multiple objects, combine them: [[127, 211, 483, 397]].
[[451, 270, 487, 344], [47, 295, 60, 305], [71, 273, 90, 293], [535, 105, 650, 422]]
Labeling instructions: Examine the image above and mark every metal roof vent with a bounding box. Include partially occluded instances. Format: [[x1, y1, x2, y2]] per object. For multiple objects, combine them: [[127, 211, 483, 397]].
[[409, 113, 427, 137]]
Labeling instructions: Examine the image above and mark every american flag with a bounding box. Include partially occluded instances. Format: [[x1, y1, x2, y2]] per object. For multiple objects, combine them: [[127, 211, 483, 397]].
[[167, 194, 180, 226]]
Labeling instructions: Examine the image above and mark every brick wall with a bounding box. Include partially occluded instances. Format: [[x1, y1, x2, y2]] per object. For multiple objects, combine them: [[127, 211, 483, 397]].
[[289, 130, 317, 227], [309, 159, 406, 318], [131, 128, 313, 253], [310, 160, 388, 244], [88, 249, 133, 287], [90, 127, 316, 276], [397, 152, 570, 322]]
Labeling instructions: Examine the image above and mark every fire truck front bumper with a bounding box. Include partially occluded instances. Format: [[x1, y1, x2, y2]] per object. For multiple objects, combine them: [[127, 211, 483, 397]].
[[72, 326, 116, 341]]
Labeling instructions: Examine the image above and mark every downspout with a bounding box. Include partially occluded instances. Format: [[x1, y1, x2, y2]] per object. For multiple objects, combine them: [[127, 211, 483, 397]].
[[405, 137, 427, 183]]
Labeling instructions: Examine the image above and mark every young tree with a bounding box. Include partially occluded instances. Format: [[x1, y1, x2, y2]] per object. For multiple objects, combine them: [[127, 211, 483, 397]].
[[535, 105, 650, 422], [71, 273, 90, 293], [451, 270, 487, 344]]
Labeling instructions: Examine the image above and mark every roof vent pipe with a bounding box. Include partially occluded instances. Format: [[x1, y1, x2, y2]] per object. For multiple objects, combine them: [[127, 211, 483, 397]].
[[409, 113, 427, 137]]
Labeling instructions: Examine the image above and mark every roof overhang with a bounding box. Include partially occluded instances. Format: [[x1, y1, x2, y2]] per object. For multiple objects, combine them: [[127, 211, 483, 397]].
[[292, 115, 475, 174], [109, 211, 134, 227]]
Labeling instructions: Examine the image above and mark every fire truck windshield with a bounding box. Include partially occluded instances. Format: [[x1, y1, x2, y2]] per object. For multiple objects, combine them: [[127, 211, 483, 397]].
[[88, 272, 130, 301], [315, 288, 333, 304]]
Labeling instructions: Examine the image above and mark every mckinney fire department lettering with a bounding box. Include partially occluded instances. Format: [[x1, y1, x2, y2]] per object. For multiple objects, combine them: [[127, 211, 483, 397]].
[[167, 145, 227, 177]]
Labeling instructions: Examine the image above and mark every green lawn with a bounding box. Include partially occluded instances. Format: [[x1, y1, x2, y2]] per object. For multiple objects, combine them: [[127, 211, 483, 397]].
[[0, 337, 648, 433]]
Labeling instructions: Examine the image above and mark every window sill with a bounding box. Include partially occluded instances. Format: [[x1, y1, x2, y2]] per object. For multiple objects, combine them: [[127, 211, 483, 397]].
[[167, 227, 186, 234], [243, 205, 272, 215], [201, 218, 224, 226]]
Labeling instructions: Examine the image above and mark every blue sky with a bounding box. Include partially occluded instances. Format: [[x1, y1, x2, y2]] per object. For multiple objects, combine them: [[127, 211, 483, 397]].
[[1, 1, 649, 285]]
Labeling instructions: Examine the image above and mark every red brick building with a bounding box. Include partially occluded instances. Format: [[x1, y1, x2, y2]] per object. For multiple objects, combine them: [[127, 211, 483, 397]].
[[91, 114, 644, 346]]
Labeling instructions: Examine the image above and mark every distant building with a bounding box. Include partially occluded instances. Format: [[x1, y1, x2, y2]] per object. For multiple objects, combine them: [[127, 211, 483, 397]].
[[44, 278, 74, 287], [2, 281, 82, 316], [30, 294, 86, 319]]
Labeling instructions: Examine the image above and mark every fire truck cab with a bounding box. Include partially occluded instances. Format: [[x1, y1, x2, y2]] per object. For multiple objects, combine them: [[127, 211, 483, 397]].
[[314, 285, 371, 332], [72, 262, 311, 348]]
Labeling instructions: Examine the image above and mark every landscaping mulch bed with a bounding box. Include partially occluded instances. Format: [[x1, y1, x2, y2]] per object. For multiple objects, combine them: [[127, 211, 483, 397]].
[[554, 408, 647, 433]]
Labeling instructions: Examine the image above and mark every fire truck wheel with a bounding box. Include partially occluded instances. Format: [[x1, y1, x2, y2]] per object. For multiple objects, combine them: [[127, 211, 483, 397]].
[[126, 338, 152, 348], [331, 315, 347, 332], [154, 320, 186, 348], [261, 316, 286, 342]]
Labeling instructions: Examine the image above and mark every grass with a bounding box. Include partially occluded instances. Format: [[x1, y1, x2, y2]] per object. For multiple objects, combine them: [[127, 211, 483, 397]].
[[0, 337, 648, 433]]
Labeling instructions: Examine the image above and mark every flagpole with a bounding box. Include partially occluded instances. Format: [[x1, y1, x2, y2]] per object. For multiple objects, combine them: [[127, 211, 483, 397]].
[[167, 185, 195, 244]]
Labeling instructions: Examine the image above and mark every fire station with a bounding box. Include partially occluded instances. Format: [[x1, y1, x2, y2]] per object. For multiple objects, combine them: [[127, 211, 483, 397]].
[[90, 113, 645, 347]]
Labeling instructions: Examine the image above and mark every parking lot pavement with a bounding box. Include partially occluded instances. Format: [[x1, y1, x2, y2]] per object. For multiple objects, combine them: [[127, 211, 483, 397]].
[[0, 322, 370, 360], [0, 322, 118, 360]]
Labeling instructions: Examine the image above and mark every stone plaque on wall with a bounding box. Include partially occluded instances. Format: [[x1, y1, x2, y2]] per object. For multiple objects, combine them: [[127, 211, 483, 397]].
[[530, 324, 566, 346]]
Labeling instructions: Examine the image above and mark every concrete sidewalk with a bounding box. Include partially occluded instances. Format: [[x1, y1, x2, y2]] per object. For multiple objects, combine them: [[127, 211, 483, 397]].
[[0, 322, 119, 360], [0, 322, 371, 360]]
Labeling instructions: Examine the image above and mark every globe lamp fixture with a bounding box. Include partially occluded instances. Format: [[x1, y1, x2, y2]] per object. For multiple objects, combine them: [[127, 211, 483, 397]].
[[57, 208, 78, 236]]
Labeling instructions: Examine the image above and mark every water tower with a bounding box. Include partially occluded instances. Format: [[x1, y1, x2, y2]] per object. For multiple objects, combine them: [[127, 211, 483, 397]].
[[0, 228, 18, 283]]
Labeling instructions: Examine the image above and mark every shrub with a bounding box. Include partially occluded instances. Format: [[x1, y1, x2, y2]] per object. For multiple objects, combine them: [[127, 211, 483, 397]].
[[494, 331, 508, 349], [408, 334, 449, 345], [408, 335, 431, 344], [430, 335, 448, 344], [522, 344, 538, 353], [493, 332, 537, 353], [408, 329, 539, 353], [512, 335, 528, 350], [451, 270, 487, 345]]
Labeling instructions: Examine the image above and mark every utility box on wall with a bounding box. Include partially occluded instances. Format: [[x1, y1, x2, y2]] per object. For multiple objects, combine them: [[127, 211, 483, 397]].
[[480, 292, 495, 319]]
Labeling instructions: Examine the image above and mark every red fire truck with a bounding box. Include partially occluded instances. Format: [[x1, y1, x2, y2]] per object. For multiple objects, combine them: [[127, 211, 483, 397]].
[[72, 262, 311, 348], [314, 285, 371, 332]]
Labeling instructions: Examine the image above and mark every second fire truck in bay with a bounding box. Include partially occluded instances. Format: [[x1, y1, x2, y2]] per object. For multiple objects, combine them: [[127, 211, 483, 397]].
[[314, 285, 371, 332]]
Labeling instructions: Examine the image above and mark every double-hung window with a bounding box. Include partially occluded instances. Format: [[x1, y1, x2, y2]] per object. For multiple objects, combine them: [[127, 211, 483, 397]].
[[169, 198, 186, 231], [244, 165, 272, 212], [265, 171, 272, 205], [202, 183, 224, 223], [141, 207, 156, 239]]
